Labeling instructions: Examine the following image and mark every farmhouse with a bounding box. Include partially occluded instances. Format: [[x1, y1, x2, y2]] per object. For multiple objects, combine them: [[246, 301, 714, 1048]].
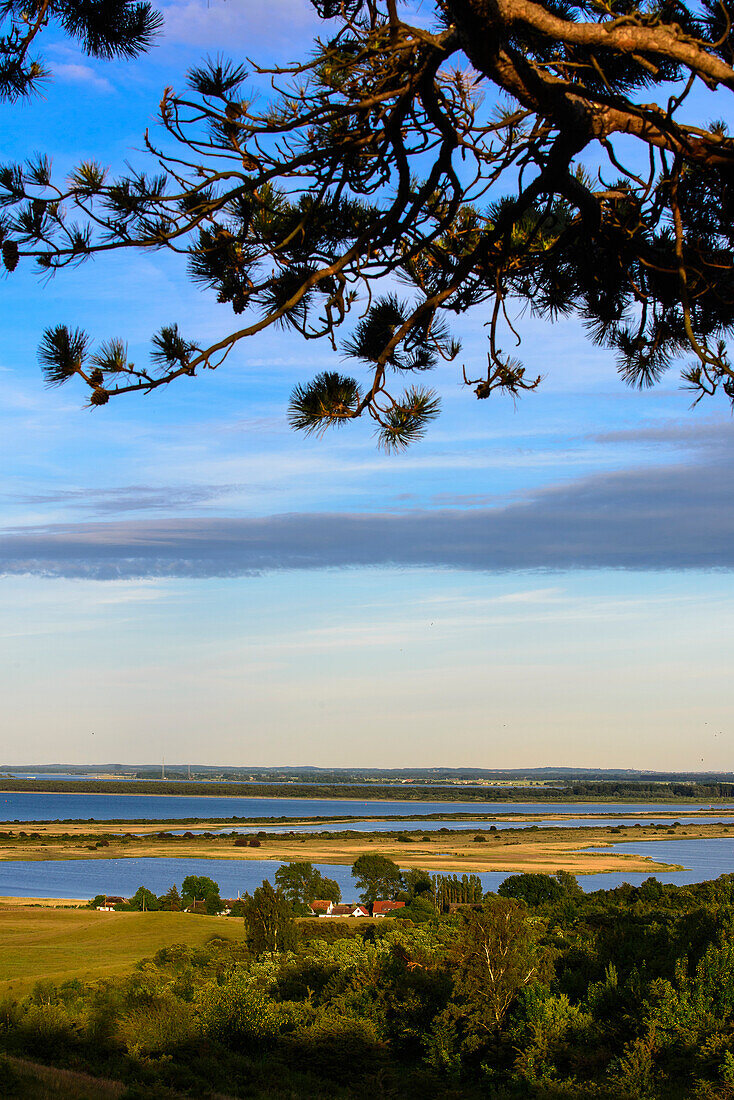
[[309, 899, 334, 916], [308, 901, 371, 917], [372, 900, 406, 917], [96, 896, 126, 912]]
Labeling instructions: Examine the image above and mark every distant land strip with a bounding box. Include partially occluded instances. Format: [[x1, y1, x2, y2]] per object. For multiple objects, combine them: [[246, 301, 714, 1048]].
[[2, 779, 734, 801]]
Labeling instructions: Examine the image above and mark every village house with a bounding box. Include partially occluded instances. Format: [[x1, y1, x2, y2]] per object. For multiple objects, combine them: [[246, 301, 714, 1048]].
[[308, 901, 371, 917], [372, 900, 406, 917], [96, 896, 126, 912], [309, 899, 334, 916], [308, 900, 399, 918]]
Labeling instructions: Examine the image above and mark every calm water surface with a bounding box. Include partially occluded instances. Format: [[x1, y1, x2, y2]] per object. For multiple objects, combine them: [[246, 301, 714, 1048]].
[[0, 791, 731, 822], [206, 814, 734, 834]]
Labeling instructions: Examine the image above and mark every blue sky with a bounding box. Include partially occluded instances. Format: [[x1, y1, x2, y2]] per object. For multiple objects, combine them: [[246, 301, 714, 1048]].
[[1, 0, 733, 768]]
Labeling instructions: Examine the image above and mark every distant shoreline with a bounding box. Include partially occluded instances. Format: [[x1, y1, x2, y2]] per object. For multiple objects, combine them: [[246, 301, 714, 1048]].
[[1, 777, 734, 807]]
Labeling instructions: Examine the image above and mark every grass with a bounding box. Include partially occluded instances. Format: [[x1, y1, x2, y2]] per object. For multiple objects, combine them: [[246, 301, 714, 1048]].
[[1, 1056, 126, 1099], [1, 1055, 238, 1098], [0, 822, 696, 876], [0, 908, 245, 995]]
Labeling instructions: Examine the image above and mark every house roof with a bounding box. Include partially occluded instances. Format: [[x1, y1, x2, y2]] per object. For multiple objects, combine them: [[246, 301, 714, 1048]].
[[329, 904, 353, 916], [372, 900, 405, 914], [310, 899, 332, 912]]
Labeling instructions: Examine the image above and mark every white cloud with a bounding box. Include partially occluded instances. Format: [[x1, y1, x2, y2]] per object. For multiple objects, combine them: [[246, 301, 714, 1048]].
[[160, 0, 319, 51], [53, 64, 114, 93]]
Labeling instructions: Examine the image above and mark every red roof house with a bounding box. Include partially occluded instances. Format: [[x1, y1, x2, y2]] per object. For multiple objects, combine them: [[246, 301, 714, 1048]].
[[372, 900, 406, 917], [309, 900, 334, 916]]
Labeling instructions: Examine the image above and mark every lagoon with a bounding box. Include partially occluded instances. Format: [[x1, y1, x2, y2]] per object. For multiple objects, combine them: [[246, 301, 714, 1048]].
[[205, 814, 734, 834], [1, 790, 732, 823]]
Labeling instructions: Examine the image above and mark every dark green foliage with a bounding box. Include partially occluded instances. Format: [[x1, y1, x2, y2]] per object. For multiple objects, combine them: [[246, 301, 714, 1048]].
[[128, 885, 159, 912], [180, 874, 221, 914], [157, 884, 181, 912], [352, 853, 404, 904], [394, 893, 436, 923], [433, 873, 484, 911], [288, 372, 361, 435], [8, 774, 734, 801], [499, 871, 582, 907], [8, 874, 734, 1095], [241, 880, 296, 954], [274, 862, 341, 912], [37, 325, 89, 386], [404, 868, 433, 900]]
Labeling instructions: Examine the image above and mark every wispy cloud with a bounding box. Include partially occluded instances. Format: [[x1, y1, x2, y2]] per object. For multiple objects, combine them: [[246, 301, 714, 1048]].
[[6, 484, 247, 515], [53, 63, 114, 93], [160, 0, 320, 51]]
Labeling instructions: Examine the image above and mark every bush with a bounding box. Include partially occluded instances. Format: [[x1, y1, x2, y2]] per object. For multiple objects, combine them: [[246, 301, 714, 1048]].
[[289, 1014, 381, 1079], [15, 1002, 76, 1058], [248, 838, 261, 848], [198, 978, 283, 1051], [119, 995, 196, 1055], [234, 836, 248, 847]]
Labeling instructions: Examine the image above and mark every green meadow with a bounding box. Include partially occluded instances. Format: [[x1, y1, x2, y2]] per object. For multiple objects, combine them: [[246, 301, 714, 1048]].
[[0, 907, 245, 995]]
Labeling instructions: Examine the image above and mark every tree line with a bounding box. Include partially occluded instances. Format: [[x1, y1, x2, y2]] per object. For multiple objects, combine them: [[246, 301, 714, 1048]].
[[5, 777, 734, 801], [10, 869, 734, 1096]]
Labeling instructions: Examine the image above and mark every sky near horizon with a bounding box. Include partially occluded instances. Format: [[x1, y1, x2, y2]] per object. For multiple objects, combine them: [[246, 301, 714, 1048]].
[[1, 0, 733, 769]]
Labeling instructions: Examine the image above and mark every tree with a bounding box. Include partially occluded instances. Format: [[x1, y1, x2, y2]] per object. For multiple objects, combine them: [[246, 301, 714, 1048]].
[[274, 861, 341, 913], [4, 1, 734, 444], [432, 873, 484, 911], [241, 880, 296, 954], [129, 884, 159, 911], [403, 867, 433, 901], [352, 853, 403, 904], [499, 872, 566, 907], [158, 884, 182, 912], [0, 0, 162, 103], [449, 898, 551, 1033], [181, 874, 221, 914]]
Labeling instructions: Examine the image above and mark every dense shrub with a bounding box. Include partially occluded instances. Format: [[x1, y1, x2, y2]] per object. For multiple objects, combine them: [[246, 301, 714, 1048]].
[[198, 978, 284, 1050]]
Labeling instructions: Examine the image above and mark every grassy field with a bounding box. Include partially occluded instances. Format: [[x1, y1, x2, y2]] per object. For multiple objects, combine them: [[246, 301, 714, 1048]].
[[0, 907, 245, 995], [1, 1055, 237, 1099]]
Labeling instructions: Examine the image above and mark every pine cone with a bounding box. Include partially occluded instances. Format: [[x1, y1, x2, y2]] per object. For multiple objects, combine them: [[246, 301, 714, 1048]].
[[90, 388, 109, 406], [2, 241, 19, 273]]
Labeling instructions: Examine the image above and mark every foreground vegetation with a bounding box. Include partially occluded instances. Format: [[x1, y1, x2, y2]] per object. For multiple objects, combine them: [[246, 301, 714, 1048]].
[[5, 873, 734, 1097]]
